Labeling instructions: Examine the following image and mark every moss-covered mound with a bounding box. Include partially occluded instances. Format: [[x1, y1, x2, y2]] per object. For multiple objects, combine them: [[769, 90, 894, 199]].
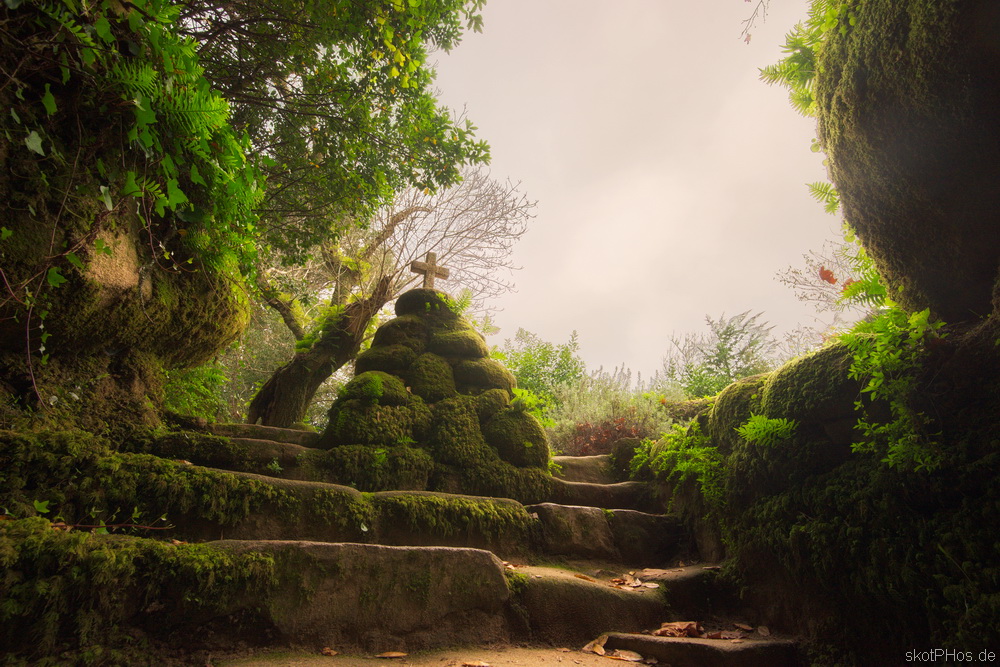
[[314, 289, 551, 503], [658, 321, 1000, 663], [816, 0, 1000, 321]]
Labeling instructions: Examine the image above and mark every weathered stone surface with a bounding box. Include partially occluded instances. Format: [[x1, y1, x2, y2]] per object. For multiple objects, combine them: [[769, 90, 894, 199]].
[[552, 455, 616, 484], [817, 0, 1000, 321], [548, 479, 665, 513], [608, 510, 688, 566], [516, 566, 666, 645], [602, 633, 803, 667], [527, 503, 617, 560], [213, 541, 510, 652]]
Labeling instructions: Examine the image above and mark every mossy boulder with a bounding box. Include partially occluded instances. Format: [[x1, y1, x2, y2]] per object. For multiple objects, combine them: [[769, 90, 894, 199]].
[[371, 314, 428, 353], [483, 408, 550, 469], [759, 343, 859, 426], [816, 0, 1000, 320], [706, 374, 767, 454], [453, 358, 516, 395], [339, 371, 410, 406], [355, 344, 419, 375], [428, 328, 490, 358], [395, 289, 461, 323], [320, 399, 432, 448], [407, 353, 458, 403], [474, 388, 511, 424]]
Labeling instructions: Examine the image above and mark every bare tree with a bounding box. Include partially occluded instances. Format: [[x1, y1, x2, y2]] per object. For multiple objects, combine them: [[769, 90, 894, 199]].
[[245, 167, 534, 427]]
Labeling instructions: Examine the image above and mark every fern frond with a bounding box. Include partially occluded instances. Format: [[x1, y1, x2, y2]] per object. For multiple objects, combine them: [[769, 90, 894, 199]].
[[807, 181, 840, 213]]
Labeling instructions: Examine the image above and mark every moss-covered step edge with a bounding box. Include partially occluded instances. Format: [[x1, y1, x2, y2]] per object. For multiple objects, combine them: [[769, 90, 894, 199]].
[[548, 479, 666, 513], [0, 519, 513, 663], [132, 430, 553, 504], [0, 431, 537, 557], [208, 423, 321, 447]]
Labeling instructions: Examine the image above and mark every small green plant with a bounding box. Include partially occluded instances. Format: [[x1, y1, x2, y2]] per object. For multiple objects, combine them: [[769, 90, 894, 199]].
[[736, 415, 799, 447], [265, 458, 283, 475], [840, 304, 945, 471], [511, 387, 555, 428], [631, 423, 724, 509]]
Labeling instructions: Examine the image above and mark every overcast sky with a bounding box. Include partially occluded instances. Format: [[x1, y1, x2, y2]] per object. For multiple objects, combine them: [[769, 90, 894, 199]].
[[431, 1, 840, 381]]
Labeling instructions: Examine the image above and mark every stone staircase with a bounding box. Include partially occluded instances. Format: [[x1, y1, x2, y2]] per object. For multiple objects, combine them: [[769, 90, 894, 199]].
[[119, 423, 804, 665]]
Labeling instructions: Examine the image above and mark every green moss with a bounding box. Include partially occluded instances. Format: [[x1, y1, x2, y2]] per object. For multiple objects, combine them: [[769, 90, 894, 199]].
[[426, 396, 495, 467], [406, 352, 457, 403], [370, 492, 536, 544], [482, 408, 550, 469], [453, 358, 516, 395], [340, 371, 410, 406], [427, 327, 490, 358], [816, 0, 999, 320], [0, 430, 297, 529], [450, 463, 553, 505], [394, 289, 461, 323], [321, 398, 432, 448], [0, 516, 277, 664], [707, 374, 767, 454], [370, 314, 428, 353], [125, 430, 259, 471], [759, 343, 857, 424], [354, 344, 418, 375], [474, 388, 511, 423], [298, 445, 434, 491]]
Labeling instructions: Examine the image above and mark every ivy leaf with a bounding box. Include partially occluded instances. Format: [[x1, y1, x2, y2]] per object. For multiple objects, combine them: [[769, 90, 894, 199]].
[[190, 164, 206, 186], [46, 267, 68, 288], [95, 239, 113, 256], [33, 499, 50, 515], [166, 179, 188, 208], [122, 170, 142, 197], [0, 227, 11, 241], [66, 252, 84, 270], [25, 130, 44, 155], [41, 84, 57, 116]]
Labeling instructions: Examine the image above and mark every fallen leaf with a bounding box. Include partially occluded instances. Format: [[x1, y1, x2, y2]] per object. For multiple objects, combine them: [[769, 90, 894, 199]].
[[642, 582, 660, 589], [702, 565, 721, 571], [653, 621, 702, 638], [706, 630, 743, 640], [574, 573, 597, 582], [582, 634, 608, 655], [170, 539, 187, 545], [758, 625, 771, 637], [734, 623, 753, 632], [643, 658, 659, 665], [461, 662, 491, 666], [321, 647, 338, 656], [731, 639, 744, 644], [557, 647, 571, 652], [374, 652, 408, 658], [609, 649, 644, 662]]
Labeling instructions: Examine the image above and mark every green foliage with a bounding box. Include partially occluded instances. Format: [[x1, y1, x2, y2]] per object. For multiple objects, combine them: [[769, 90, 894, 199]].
[[511, 387, 555, 428], [494, 329, 586, 405], [759, 0, 855, 118], [736, 414, 799, 448], [840, 305, 946, 471], [658, 311, 779, 398], [630, 422, 723, 508], [807, 181, 841, 213], [163, 362, 229, 421], [546, 366, 673, 456]]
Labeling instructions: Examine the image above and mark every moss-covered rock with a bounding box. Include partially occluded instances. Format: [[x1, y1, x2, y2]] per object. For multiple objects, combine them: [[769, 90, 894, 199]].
[[394, 289, 461, 323], [475, 388, 511, 424], [816, 0, 1000, 321], [759, 343, 858, 425], [706, 374, 767, 454], [407, 352, 458, 403], [371, 314, 428, 353], [339, 371, 410, 406], [453, 358, 516, 395], [428, 327, 490, 358], [354, 343, 419, 375], [483, 408, 550, 469], [320, 399, 432, 448], [426, 396, 496, 468], [299, 445, 434, 491]]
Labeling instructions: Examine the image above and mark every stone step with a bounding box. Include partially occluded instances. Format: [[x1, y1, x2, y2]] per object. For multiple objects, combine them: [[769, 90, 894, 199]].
[[513, 564, 668, 647], [552, 454, 616, 484], [548, 479, 665, 513], [208, 423, 321, 447], [600, 632, 803, 667], [526, 502, 691, 565]]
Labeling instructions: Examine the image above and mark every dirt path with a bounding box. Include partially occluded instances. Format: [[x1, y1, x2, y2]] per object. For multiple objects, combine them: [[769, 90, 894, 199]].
[[220, 645, 628, 667]]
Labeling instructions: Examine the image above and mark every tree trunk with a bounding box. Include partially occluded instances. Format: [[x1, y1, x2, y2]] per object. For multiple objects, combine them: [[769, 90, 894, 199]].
[[246, 277, 393, 427]]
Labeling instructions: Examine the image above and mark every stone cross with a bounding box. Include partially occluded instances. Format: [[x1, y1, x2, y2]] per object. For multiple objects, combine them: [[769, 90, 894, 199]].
[[410, 251, 450, 289]]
